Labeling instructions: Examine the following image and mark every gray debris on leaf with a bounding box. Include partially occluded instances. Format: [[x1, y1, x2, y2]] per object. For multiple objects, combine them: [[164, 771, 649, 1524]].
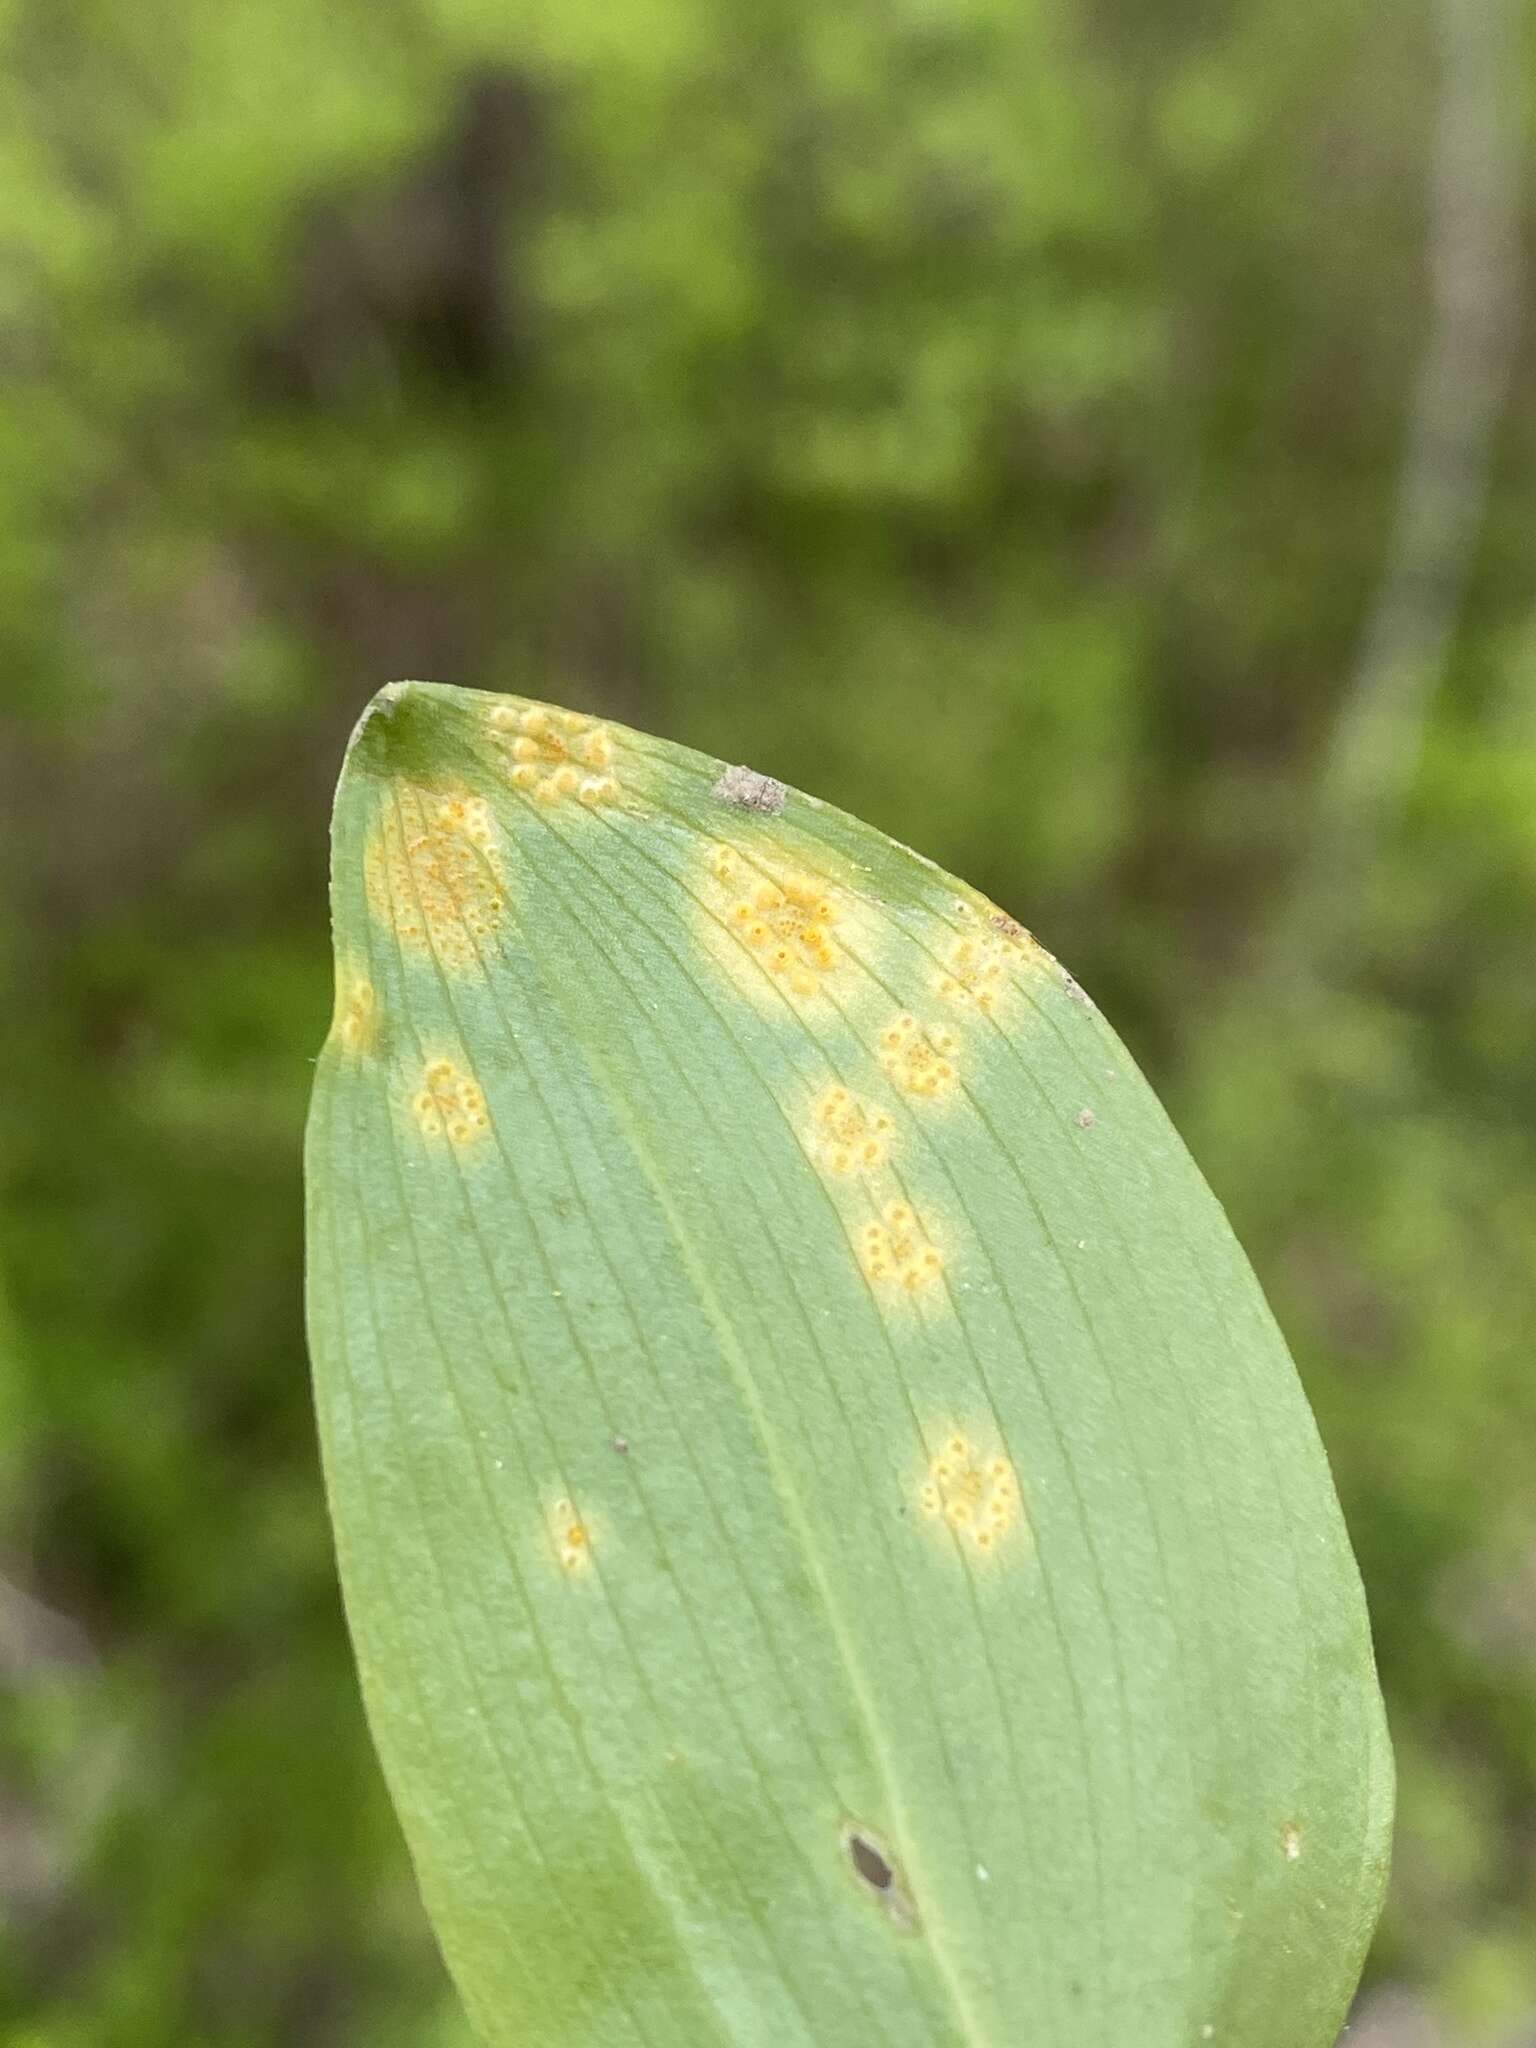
[[712, 764, 787, 814]]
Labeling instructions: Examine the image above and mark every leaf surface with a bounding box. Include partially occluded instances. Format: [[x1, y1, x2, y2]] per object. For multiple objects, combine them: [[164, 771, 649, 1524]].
[[305, 681, 1393, 2048]]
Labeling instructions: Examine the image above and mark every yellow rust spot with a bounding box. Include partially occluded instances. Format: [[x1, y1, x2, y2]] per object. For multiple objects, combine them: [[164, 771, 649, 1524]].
[[411, 1057, 490, 1148], [550, 1497, 592, 1574], [879, 1015, 958, 1099], [709, 847, 842, 997], [807, 1087, 894, 1175], [919, 1434, 1023, 1555], [365, 784, 506, 972], [1280, 1823, 1302, 1862], [860, 1201, 944, 1295], [490, 702, 620, 807], [333, 971, 378, 1056], [935, 933, 1012, 1014]]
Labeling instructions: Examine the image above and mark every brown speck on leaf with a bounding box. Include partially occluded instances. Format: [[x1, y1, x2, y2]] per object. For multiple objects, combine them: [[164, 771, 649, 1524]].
[[1077, 1108, 1096, 1129], [990, 912, 1028, 941], [841, 1822, 920, 1933], [712, 764, 787, 813], [849, 1834, 894, 1891]]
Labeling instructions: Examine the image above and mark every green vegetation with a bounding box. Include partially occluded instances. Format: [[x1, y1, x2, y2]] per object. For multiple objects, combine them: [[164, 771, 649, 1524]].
[[2, 2, 1532, 2042], [306, 682, 1391, 2046]]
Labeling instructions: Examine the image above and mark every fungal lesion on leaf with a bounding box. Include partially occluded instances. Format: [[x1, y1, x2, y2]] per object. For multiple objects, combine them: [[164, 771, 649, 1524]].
[[840, 1820, 919, 1933], [332, 968, 378, 1056], [806, 1086, 894, 1176], [488, 701, 620, 807], [411, 1057, 490, 1148], [363, 782, 506, 972], [935, 932, 1014, 1015], [952, 894, 1040, 949], [549, 1497, 592, 1574], [879, 1015, 958, 1099], [919, 1433, 1025, 1556], [707, 846, 843, 998], [859, 1201, 945, 1297]]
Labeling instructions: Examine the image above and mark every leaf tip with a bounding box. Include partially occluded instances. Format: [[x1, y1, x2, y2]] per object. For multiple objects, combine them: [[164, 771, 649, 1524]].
[[344, 679, 412, 759]]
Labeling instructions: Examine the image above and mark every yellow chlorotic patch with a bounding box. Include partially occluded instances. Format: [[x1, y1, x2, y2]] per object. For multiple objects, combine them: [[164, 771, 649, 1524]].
[[935, 933, 1013, 1014], [550, 1497, 592, 1574], [807, 1087, 894, 1175], [919, 1434, 1022, 1554], [860, 1201, 944, 1295], [489, 702, 619, 807], [333, 972, 377, 1056], [879, 1015, 958, 1098], [710, 848, 842, 998], [365, 785, 505, 972], [411, 1057, 490, 1147]]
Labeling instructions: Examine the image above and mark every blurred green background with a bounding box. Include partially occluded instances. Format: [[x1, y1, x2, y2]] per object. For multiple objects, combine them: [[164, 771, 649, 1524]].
[[2, 1, 1533, 2042]]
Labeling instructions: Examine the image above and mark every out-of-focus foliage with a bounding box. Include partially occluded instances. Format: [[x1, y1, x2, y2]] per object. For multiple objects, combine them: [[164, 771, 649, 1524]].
[[0, 2, 1531, 2044]]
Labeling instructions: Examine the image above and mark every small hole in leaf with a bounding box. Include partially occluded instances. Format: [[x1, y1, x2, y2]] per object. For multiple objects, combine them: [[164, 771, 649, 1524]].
[[840, 1821, 918, 1932], [848, 1833, 894, 1893]]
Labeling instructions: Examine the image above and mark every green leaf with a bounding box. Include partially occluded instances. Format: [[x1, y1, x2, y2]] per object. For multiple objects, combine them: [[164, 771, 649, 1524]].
[[304, 681, 1393, 2048]]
